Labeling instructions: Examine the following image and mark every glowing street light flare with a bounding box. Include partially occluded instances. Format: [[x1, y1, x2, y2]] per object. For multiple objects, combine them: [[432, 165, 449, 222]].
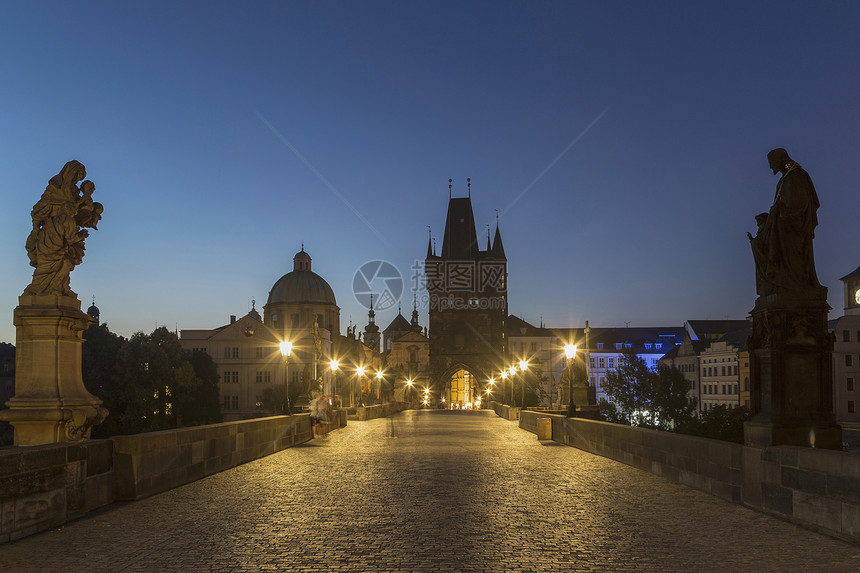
[[500, 371, 508, 380], [376, 370, 384, 380], [330, 360, 339, 371], [279, 341, 292, 357], [356, 366, 365, 377], [519, 360, 528, 371], [508, 366, 516, 376], [564, 344, 577, 360]]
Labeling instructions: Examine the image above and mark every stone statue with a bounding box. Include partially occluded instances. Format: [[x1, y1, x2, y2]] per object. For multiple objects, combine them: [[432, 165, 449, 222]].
[[24, 160, 103, 296], [748, 148, 823, 298]]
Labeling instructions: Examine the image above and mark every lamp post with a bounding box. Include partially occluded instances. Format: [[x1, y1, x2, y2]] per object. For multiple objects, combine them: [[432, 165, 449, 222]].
[[406, 379, 414, 406], [519, 360, 529, 408], [565, 344, 577, 417], [376, 370, 384, 403], [500, 370, 509, 405], [423, 387, 430, 408], [508, 366, 516, 405], [280, 341, 292, 414], [329, 360, 339, 408], [356, 366, 365, 407], [487, 378, 494, 408]]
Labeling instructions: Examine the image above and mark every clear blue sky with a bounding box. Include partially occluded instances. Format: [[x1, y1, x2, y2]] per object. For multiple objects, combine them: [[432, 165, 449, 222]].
[[2, 1, 859, 344]]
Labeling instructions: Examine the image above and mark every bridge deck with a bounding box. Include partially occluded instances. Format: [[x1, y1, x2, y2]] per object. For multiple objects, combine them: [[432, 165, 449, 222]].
[[1, 410, 858, 572]]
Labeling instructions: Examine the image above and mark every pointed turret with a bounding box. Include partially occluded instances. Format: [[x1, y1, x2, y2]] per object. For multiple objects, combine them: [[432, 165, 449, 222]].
[[492, 219, 506, 260], [411, 295, 421, 332]]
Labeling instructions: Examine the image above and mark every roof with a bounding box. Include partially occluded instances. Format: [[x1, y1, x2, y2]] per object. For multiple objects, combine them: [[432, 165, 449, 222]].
[[840, 266, 860, 281], [716, 326, 753, 350], [685, 320, 750, 341], [507, 315, 550, 337], [383, 313, 411, 334], [267, 270, 336, 306]]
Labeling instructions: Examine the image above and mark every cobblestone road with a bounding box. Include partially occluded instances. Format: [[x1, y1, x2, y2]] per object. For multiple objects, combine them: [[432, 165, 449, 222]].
[[1, 410, 859, 572]]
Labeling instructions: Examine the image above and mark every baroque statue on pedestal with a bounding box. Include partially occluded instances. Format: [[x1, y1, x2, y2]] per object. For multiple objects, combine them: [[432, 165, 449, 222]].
[[24, 160, 103, 296], [748, 148, 824, 299]]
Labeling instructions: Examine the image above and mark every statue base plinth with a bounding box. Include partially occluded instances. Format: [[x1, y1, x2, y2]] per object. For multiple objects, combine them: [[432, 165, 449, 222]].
[[744, 293, 841, 450], [744, 419, 842, 450], [0, 294, 107, 446]]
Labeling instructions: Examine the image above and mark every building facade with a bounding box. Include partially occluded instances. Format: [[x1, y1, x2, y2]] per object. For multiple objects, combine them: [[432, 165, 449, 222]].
[[830, 266, 860, 424], [425, 193, 508, 404]]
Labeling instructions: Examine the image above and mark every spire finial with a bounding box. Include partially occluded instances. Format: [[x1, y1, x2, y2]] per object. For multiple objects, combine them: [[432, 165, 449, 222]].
[[251, 297, 256, 310], [467, 177, 471, 197], [448, 178, 452, 198], [92, 295, 96, 305], [413, 293, 417, 311], [433, 237, 436, 255], [398, 303, 402, 315], [369, 293, 374, 310], [301, 241, 304, 251], [495, 209, 499, 226]]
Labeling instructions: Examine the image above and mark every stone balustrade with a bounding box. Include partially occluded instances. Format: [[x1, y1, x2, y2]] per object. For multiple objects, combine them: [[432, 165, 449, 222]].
[[517, 410, 860, 544]]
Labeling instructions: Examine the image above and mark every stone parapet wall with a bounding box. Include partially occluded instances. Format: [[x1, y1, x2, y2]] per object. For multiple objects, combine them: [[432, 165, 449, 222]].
[[518, 411, 860, 544], [353, 402, 408, 421], [0, 440, 113, 543], [113, 414, 313, 500], [489, 401, 519, 421]]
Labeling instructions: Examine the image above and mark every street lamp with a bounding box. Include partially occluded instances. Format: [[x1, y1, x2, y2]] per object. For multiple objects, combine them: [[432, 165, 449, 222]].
[[519, 360, 529, 408], [376, 370, 384, 403], [406, 379, 413, 405], [356, 366, 365, 407], [280, 341, 292, 414], [501, 370, 509, 405], [565, 344, 577, 418], [330, 360, 339, 407]]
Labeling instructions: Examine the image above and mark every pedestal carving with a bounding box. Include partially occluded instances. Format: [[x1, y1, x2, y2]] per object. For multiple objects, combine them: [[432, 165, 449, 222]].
[[0, 295, 108, 445]]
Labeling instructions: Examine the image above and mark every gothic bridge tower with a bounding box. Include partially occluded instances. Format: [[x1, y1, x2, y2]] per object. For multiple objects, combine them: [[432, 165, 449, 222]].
[[425, 181, 508, 405]]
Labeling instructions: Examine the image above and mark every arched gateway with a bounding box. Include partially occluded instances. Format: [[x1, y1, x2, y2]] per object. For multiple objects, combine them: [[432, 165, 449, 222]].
[[436, 363, 493, 408]]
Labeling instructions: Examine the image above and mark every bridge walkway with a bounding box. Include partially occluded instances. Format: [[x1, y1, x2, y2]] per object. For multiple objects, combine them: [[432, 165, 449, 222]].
[[0, 410, 858, 572]]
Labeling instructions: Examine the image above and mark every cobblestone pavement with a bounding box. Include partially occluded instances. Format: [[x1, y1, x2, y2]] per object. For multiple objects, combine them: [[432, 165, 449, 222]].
[[1, 410, 859, 572]]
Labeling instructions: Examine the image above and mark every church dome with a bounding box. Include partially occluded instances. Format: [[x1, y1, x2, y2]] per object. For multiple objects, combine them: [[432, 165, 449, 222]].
[[266, 248, 337, 306]]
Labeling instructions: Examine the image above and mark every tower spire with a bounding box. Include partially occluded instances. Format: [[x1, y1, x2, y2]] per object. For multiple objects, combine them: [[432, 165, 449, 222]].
[[426, 225, 433, 258]]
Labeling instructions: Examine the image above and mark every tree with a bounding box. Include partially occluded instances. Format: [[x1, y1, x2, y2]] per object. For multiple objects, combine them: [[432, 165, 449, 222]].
[[687, 405, 749, 444], [599, 350, 696, 430], [600, 350, 657, 427], [652, 364, 698, 431], [84, 326, 221, 437]]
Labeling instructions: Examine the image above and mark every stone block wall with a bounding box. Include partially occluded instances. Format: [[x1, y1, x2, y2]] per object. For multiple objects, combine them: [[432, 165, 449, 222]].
[[489, 401, 519, 421], [113, 414, 313, 500], [516, 410, 860, 544], [354, 402, 408, 421], [0, 440, 113, 543]]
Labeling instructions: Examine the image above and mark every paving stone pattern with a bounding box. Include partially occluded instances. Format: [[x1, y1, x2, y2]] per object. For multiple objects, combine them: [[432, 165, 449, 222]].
[[1, 410, 859, 572]]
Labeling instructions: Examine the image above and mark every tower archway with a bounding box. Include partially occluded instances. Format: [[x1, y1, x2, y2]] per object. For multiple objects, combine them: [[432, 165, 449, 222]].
[[436, 362, 493, 409]]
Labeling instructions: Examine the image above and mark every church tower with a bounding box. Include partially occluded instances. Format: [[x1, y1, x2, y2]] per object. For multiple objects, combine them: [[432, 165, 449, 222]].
[[363, 294, 381, 352], [425, 180, 508, 399]]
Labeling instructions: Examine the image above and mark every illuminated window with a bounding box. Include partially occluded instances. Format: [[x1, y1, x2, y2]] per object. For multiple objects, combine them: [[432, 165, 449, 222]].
[[590, 358, 595, 369], [598, 358, 605, 368], [608, 357, 615, 368]]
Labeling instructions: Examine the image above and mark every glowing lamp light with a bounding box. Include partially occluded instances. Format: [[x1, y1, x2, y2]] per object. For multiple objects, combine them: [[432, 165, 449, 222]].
[[519, 360, 528, 372], [376, 371, 384, 380], [357, 366, 366, 377], [488, 378, 495, 386], [564, 344, 577, 360], [279, 341, 292, 357], [501, 371, 508, 380], [330, 360, 339, 372], [508, 366, 516, 376], [406, 379, 413, 387]]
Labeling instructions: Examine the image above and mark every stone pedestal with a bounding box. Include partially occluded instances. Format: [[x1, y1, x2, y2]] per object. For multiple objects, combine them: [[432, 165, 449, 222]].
[[0, 294, 107, 446], [744, 294, 841, 449]]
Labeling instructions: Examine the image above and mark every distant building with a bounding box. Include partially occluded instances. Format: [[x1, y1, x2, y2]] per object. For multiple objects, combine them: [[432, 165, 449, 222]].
[[698, 328, 750, 412], [507, 315, 558, 406], [661, 320, 750, 413], [425, 192, 508, 406], [829, 266, 860, 425], [180, 247, 337, 420]]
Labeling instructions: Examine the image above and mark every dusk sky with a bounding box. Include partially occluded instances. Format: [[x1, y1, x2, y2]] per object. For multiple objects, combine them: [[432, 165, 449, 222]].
[[2, 1, 859, 345]]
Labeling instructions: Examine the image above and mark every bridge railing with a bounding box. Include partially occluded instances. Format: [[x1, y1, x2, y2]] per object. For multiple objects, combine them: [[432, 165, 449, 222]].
[[517, 410, 860, 545]]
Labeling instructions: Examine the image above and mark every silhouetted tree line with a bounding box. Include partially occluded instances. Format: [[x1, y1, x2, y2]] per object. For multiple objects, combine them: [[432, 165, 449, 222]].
[[598, 350, 749, 443], [83, 324, 221, 438]]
